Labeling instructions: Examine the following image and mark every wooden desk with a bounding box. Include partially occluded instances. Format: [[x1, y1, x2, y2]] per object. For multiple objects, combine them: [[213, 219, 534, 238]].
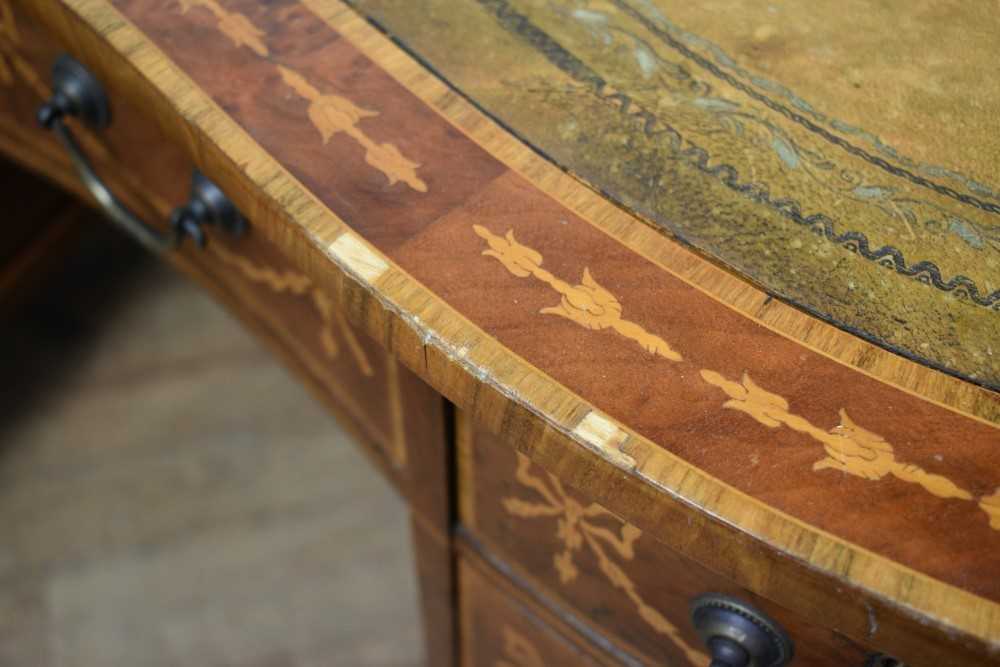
[[2, 1, 998, 665]]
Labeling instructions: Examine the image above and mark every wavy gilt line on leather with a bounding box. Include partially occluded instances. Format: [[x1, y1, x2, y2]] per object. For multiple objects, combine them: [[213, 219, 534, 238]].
[[473, 225, 682, 361], [496, 626, 544, 667], [209, 243, 374, 377], [503, 452, 709, 666], [477, 0, 1000, 310], [175, 0, 427, 193], [476, 225, 1000, 531]]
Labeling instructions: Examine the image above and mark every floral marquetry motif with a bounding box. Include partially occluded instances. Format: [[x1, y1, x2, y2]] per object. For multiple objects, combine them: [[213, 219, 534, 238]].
[[475, 218, 998, 533], [475, 225, 681, 361], [178, 0, 267, 55], [700, 369, 1000, 528], [276, 66, 427, 193], [173, 0, 427, 193], [503, 452, 709, 667], [205, 238, 415, 470], [20, 0, 1000, 662]]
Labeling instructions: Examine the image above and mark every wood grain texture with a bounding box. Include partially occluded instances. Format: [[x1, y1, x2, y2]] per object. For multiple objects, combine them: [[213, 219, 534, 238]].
[[458, 554, 614, 667], [411, 513, 458, 667], [10, 0, 1000, 663], [460, 418, 875, 667]]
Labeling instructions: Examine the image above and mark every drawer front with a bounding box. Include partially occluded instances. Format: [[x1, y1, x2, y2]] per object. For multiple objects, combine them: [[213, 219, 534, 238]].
[[1, 0, 191, 220], [460, 555, 612, 667], [196, 228, 445, 498], [459, 419, 876, 667], [0, 0, 447, 525]]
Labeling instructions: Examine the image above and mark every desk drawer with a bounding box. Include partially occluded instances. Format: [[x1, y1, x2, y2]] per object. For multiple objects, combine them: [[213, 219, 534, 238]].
[[0, 0, 446, 519], [458, 416, 880, 667], [460, 554, 614, 667], [0, 0, 191, 224], [195, 228, 444, 491]]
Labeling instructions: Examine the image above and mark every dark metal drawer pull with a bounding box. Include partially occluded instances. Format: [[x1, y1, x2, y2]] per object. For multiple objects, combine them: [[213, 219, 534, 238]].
[[37, 54, 244, 252], [691, 593, 793, 667]]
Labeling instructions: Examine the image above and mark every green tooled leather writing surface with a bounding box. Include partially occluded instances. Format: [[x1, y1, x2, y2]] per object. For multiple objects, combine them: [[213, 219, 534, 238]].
[[352, 0, 1000, 388]]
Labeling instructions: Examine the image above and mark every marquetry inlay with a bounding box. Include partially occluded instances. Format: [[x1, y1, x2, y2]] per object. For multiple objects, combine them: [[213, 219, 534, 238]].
[[702, 370, 1000, 529], [210, 242, 374, 376], [475, 225, 682, 361], [174, 0, 426, 192], [475, 221, 1000, 533], [504, 452, 709, 666], [178, 0, 267, 55]]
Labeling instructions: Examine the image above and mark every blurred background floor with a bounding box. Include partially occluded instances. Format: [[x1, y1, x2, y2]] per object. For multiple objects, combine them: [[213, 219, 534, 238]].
[[0, 227, 423, 667]]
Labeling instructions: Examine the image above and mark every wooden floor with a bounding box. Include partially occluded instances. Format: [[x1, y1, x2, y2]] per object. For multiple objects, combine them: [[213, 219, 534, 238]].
[[0, 231, 423, 667]]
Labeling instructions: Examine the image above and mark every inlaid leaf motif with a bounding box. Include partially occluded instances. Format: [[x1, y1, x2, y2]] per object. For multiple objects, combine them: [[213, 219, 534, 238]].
[[363, 140, 428, 192], [700, 370, 788, 427], [297, 89, 378, 143], [275, 65, 318, 101], [217, 11, 267, 56], [700, 370, 995, 517], [475, 225, 682, 361], [179, 0, 268, 56], [276, 65, 427, 192], [540, 267, 623, 330], [476, 227, 543, 278]]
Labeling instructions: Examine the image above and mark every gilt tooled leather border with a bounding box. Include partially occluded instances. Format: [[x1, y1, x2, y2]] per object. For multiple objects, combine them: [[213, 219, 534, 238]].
[[470, 0, 1000, 311], [610, 0, 1000, 216], [618, 0, 1000, 208]]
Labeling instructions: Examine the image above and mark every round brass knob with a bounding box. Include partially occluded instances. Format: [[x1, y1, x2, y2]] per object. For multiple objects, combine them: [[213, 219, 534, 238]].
[[690, 593, 793, 667]]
